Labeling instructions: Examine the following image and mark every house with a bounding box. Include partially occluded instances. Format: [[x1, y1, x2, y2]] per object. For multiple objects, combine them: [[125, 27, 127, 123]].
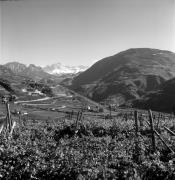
[[28, 89, 44, 96]]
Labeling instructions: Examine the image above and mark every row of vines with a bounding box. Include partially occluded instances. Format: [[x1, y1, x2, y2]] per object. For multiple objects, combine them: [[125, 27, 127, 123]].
[[0, 106, 175, 179]]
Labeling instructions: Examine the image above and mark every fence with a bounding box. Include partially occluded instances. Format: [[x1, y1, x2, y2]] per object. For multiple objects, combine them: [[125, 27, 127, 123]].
[[1, 99, 175, 157], [134, 110, 175, 156], [0, 101, 16, 137]]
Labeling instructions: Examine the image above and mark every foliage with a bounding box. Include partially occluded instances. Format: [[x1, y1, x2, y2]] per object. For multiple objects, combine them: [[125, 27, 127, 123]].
[[0, 115, 175, 179]]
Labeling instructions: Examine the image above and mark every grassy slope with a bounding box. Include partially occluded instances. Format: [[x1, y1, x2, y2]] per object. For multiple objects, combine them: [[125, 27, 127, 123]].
[[68, 48, 175, 105], [133, 77, 175, 113]]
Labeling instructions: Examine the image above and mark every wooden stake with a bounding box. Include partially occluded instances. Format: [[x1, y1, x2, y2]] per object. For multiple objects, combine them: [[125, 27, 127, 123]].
[[154, 129, 174, 153], [156, 113, 161, 129], [19, 111, 23, 126], [71, 110, 74, 119], [134, 110, 142, 163], [9, 121, 16, 137], [109, 105, 112, 119], [78, 111, 83, 122], [75, 111, 80, 129], [164, 126, 175, 136], [6, 103, 12, 132], [148, 109, 156, 152], [134, 111, 139, 137], [0, 122, 4, 134], [139, 114, 143, 129]]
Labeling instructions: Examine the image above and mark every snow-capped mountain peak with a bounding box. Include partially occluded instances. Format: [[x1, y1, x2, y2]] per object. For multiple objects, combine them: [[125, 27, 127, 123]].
[[43, 63, 88, 75]]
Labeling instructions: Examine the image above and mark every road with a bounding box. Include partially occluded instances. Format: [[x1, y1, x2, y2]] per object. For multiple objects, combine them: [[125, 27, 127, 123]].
[[14, 97, 51, 104]]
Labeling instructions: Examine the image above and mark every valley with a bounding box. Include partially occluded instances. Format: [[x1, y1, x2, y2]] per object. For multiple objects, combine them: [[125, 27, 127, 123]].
[[1, 86, 175, 179], [1, 0, 175, 178], [1, 48, 175, 179]]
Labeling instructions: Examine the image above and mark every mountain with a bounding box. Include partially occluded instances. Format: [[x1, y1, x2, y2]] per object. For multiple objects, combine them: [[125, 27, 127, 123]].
[[132, 78, 175, 113], [4, 62, 54, 81], [21, 64, 52, 81], [0, 65, 25, 96], [0, 66, 15, 94], [66, 48, 175, 105], [43, 63, 88, 75], [0, 64, 29, 83], [3, 62, 88, 82], [4, 62, 26, 74], [0, 62, 57, 97], [0, 64, 56, 98], [0, 65, 15, 79]]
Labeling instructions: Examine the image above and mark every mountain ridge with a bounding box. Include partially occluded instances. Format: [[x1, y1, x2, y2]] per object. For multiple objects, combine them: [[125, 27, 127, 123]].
[[4, 62, 52, 81], [66, 48, 175, 105], [3, 61, 88, 76], [2, 48, 175, 112]]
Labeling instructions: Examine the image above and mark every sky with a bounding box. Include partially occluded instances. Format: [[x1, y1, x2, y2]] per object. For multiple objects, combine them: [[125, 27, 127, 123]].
[[0, 0, 175, 67]]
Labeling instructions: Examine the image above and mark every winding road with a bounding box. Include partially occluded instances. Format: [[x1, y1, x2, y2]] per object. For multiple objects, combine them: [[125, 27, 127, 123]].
[[14, 97, 51, 104]]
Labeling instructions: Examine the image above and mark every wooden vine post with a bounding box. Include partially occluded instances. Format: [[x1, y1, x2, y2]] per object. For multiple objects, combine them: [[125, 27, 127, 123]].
[[5, 102, 12, 132], [139, 113, 143, 130], [134, 110, 142, 162], [75, 111, 83, 130], [134, 110, 139, 137], [148, 110, 156, 153], [164, 126, 175, 136], [156, 113, 161, 129], [109, 105, 112, 119], [18, 111, 23, 126], [154, 129, 174, 153], [76, 111, 80, 130], [0, 97, 16, 136], [71, 110, 74, 120]]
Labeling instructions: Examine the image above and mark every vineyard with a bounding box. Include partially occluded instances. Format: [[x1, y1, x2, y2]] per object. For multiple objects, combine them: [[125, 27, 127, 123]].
[[0, 95, 175, 180]]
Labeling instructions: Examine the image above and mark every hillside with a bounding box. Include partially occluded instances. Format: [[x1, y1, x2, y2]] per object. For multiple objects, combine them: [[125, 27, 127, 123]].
[[0, 65, 32, 85], [66, 48, 175, 105], [0, 64, 55, 98], [132, 77, 175, 113]]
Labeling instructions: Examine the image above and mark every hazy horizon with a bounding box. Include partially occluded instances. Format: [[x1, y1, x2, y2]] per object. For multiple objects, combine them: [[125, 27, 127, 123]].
[[0, 0, 175, 67]]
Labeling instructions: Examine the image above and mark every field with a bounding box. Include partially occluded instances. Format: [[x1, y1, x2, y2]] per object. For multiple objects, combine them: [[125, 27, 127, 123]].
[[0, 92, 175, 179]]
